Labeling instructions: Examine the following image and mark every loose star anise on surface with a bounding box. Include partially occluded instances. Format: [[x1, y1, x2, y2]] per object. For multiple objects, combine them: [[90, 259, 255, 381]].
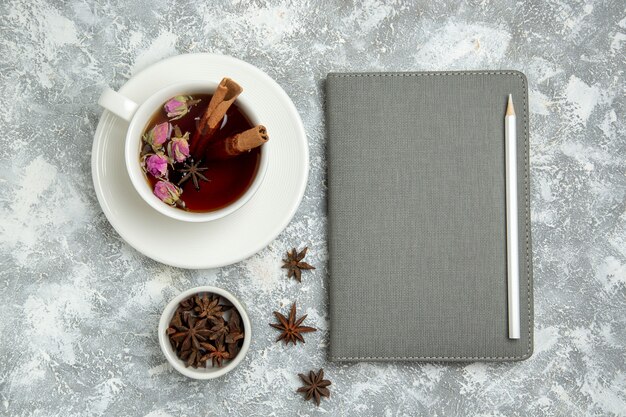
[[200, 341, 231, 367], [282, 247, 315, 282], [177, 158, 209, 190], [269, 302, 317, 345], [297, 369, 331, 406], [166, 292, 245, 369]]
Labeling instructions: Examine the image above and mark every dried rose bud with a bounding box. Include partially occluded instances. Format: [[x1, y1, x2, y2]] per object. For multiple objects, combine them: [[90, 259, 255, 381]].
[[144, 153, 169, 178], [144, 122, 171, 150], [168, 131, 190, 163], [153, 180, 182, 205], [164, 95, 200, 120]]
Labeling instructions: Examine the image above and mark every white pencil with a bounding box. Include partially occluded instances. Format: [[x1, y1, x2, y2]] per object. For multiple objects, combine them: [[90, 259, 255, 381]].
[[505, 94, 520, 339]]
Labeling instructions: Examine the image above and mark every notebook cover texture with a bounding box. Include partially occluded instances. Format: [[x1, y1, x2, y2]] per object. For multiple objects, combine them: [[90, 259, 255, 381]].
[[326, 71, 533, 362]]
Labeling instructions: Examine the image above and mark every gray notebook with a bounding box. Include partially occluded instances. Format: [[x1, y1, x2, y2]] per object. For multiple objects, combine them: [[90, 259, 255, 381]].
[[326, 71, 533, 362]]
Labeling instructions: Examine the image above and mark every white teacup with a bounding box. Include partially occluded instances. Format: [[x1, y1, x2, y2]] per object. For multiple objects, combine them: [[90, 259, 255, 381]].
[[98, 81, 269, 222]]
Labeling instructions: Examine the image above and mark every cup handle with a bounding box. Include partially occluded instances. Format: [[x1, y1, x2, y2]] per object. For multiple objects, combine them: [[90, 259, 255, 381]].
[[98, 87, 139, 122]]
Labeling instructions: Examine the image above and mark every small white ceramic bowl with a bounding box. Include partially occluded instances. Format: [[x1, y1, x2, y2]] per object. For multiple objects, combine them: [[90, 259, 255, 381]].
[[99, 80, 269, 222], [158, 286, 251, 379]]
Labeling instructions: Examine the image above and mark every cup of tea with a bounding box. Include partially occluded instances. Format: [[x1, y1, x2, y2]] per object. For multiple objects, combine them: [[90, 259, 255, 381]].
[[98, 79, 269, 222]]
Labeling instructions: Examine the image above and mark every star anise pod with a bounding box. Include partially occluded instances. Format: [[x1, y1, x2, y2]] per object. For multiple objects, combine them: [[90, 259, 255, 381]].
[[297, 369, 331, 406], [174, 298, 196, 324], [180, 346, 204, 368], [194, 294, 225, 323], [200, 341, 230, 367], [225, 310, 244, 344], [174, 306, 192, 327], [166, 309, 186, 349], [269, 302, 317, 345], [282, 247, 315, 282], [226, 310, 244, 357], [208, 318, 229, 342], [179, 297, 195, 311], [170, 316, 211, 352], [227, 343, 241, 358], [177, 158, 209, 190], [167, 308, 184, 330]]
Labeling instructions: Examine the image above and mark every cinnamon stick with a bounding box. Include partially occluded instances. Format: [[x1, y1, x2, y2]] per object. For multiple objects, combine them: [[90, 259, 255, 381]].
[[205, 125, 269, 160], [190, 77, 243, 159]]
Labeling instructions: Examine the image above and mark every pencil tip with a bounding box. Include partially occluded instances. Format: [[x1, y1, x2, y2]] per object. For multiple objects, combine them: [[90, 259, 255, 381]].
[[506, 94, 515, 116]]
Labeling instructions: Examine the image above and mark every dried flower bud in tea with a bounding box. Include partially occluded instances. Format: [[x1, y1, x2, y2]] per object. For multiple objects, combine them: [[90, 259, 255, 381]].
[[153, 180, 182, 205], [164, 95, 200, 120], [144, 122, 171, 150], [168, 131, 190, 163], [143, 153, 169, 178]]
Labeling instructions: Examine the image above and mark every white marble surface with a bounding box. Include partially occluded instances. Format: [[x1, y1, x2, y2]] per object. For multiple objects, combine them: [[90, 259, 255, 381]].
[[0, 0, 625, 416]]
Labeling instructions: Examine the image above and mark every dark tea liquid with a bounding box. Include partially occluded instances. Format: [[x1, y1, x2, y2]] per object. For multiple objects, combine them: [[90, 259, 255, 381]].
[[141, 93, 260, 212]]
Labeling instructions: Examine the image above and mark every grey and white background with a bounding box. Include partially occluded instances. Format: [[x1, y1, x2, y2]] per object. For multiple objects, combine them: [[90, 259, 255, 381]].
[[0, 0, 624, 416]]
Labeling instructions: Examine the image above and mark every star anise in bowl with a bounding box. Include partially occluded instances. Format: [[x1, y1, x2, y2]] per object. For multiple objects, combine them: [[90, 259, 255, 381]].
[[160, 287, 250, 379]]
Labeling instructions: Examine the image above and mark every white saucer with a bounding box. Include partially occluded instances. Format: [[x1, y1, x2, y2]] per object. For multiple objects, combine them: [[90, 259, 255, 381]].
[[91, 54, 308, 269]]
